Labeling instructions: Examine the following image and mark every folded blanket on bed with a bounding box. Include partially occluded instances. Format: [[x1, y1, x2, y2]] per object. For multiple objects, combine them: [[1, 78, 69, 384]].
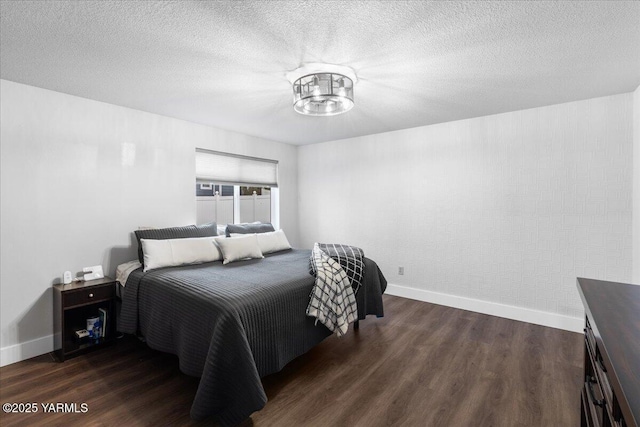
[[314, 243, 365, 294], [307, 243, 359, 336]]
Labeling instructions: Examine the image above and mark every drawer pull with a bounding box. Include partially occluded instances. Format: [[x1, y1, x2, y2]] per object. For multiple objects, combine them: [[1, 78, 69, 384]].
[[586, 376, 604, 407], [88, 293, 94, 298]]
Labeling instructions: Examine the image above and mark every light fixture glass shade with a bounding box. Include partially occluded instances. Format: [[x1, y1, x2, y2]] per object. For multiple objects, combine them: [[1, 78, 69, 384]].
[[291, 72, 354, 116]]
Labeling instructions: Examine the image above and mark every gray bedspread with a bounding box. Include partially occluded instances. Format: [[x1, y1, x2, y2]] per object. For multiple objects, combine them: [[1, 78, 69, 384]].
[[119, 249, 386, 425]]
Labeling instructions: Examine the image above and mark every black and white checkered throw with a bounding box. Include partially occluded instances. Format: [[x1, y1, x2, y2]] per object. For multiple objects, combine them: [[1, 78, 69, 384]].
[[307, 243, 364, 336], [309, 243, 365, 293]]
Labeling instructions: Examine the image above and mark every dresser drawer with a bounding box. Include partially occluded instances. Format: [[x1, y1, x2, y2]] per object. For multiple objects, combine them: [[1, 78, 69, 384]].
[[585, 317, 597, 357], [585, 317, 614, 408], [594, 346, 613, 407], [584, 374, 606, 427], [63, 283, 114, 307]]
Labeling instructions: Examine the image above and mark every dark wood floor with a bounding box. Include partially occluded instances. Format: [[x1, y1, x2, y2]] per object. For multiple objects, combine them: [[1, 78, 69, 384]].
[[0, 295, 583, 426]]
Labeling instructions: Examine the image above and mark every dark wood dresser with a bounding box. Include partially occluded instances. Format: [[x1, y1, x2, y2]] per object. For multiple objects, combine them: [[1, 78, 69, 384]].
[[577, 278, 639, 427]]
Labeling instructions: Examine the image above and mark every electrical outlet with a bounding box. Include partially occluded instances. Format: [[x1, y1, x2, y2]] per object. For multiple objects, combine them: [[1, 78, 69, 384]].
[[398, 266, 404, 275]]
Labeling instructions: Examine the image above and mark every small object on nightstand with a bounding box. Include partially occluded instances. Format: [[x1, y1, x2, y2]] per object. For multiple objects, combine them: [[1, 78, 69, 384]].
[[75, 329, 89, 339], [98, 307, 108, 339], [63, 271, 72, 284], [83, 265, 104, 281], [86, 316, 99, 338]]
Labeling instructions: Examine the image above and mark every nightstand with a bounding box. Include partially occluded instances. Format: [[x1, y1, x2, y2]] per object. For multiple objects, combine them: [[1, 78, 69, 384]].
[[53, 276, 117, 361]]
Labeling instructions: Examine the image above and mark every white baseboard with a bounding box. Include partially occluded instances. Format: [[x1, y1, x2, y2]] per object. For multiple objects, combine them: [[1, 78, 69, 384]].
[[1, 335, 54, 367], [385, 283, 584, 333]]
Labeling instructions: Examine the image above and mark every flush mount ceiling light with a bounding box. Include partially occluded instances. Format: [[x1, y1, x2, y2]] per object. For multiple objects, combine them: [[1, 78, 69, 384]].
[[286, 63, 357, 116]]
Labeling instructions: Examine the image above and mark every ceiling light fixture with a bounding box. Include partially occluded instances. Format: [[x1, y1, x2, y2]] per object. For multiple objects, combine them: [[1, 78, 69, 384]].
[[286, 63, 357, 116]]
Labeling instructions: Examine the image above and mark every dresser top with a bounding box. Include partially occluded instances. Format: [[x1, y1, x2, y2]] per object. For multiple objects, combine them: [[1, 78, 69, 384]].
[[577, 277, 640, 427]]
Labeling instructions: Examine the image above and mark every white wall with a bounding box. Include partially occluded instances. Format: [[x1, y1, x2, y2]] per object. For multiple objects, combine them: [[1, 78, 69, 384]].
[[0, 79, 299, 365], [298, 94, 634, 331], [633, 85, 640, 284], [2, 80, 636, 366]]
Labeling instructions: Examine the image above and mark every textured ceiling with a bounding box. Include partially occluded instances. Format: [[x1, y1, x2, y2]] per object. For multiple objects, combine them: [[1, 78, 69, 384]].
[[1, 1, 639, 145]]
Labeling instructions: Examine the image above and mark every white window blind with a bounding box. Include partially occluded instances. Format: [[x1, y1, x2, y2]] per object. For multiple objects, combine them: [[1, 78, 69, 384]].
[[195, 149, 278, 187]]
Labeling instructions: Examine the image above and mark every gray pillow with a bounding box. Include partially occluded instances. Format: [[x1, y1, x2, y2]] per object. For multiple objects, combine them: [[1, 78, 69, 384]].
[[225, 222, 275, 237], [134, 222, 218, 264]]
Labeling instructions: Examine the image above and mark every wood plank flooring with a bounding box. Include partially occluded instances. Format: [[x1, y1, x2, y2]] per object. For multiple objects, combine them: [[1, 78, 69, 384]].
[[0, 295, 583, 426]]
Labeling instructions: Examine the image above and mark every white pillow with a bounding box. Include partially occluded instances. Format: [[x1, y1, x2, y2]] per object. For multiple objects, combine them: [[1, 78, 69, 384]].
[[141, 236, 225, 272], [214, 234, 264, 265], [256, 230, 292, 254]]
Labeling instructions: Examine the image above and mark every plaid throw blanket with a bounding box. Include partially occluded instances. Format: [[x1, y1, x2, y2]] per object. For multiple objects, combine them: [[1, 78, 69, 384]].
[[307, 243, 363, 336], [315, 243, 365, 293]]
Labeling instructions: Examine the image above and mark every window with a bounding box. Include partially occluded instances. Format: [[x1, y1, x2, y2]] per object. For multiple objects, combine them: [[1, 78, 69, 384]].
[[239, 186, 271, 223], [195, 184, 233, 197], [195, 149, 278, 228], [196, 184, 236, 226]]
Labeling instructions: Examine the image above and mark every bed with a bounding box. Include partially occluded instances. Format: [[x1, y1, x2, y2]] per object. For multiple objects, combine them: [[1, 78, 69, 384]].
[[118, 247, 386, 425]]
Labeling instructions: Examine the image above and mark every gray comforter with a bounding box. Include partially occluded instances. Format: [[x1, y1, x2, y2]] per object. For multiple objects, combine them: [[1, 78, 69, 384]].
[[119, 249, 386, 425]]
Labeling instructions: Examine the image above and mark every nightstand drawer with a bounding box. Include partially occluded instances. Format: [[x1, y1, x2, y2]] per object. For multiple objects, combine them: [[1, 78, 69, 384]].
[[63, 284, 114, 307]]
